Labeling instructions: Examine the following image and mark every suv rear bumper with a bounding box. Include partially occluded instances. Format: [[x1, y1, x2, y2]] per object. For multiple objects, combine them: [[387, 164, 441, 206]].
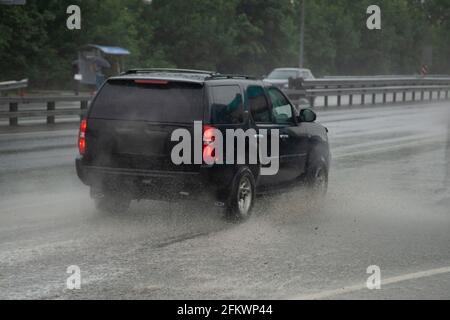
[[76, 157, 233, 204]]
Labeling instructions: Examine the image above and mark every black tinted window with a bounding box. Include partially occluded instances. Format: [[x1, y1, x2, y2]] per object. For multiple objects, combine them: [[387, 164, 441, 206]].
[[89, 80, 204, 123], [210, 85, 244, 124], [247, 86, 271, 123]]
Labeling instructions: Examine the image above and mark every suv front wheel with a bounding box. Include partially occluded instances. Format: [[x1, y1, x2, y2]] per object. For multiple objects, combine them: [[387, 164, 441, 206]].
[[305, 161, 328, 201], [226, 167, 256, 222]]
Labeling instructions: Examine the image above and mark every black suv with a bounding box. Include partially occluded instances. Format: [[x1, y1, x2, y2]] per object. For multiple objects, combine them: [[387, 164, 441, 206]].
[[76, 69, 330, 221]]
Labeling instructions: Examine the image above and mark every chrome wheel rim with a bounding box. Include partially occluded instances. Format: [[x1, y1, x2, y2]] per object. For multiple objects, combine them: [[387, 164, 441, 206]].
[[237, 176, 252, 216]]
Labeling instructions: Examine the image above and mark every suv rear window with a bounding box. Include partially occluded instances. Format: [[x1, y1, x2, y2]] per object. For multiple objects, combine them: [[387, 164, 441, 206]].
[[89, 80, 204, 123]]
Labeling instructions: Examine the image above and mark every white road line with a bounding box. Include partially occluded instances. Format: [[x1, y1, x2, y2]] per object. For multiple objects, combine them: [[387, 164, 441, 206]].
[[333, 137, 445, 159], [291, 266, 450, 300], [0, 197, 80, 214], [0, 129, 77, 140]]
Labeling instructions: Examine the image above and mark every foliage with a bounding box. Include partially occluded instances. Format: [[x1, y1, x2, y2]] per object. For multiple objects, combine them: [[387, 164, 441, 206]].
[[0, 0, 449, 87]]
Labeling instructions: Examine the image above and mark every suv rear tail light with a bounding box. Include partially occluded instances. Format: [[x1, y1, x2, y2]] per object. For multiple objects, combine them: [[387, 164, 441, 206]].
[[203, 125, 217, 164], [78, 119, 87, 155]]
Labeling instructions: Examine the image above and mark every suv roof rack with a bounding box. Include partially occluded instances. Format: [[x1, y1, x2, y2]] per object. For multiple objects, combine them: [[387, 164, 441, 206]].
[[121, 68, 257, 81], [122, 68, 217, 76], [206, 74, 257, 80]]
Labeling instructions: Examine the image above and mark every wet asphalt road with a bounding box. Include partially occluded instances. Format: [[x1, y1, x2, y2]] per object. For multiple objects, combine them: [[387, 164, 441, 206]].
[[0, 101, 449, 300]]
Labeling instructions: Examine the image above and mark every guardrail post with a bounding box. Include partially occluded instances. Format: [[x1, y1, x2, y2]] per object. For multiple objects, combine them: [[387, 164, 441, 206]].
[[47, 101, 55, 124], [80, 100, 88, 120], [9, 102, 18, 126], [280, 77, 450, 110]]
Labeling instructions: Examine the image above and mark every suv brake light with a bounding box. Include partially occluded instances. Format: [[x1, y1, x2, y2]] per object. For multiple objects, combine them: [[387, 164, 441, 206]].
[[203, 125, 217, 164], [78, 119, 87, 155], [134, 79, 169, 85]]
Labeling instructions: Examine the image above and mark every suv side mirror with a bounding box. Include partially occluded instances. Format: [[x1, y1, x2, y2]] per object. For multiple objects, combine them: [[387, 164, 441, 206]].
[[298, 109, 316, 123]]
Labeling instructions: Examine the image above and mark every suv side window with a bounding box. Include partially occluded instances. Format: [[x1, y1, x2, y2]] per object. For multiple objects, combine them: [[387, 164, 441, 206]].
[[210, 85, 244, 124], [268, 87, 294, 124], [247, 85, 271, 123]]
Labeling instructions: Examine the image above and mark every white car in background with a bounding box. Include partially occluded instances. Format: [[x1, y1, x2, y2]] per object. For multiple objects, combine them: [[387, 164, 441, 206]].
[[263, 68, 315, 89]]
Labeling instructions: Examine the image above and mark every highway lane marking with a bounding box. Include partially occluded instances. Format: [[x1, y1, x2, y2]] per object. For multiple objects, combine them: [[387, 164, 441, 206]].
[[0, 197, 82, 214], [316, 102, 448, 115], [291, 266, 450, 300], [319, 109, 445, 125], [0, 144, 76, 155], [317, 103, 447, 117], [333, 136, 445, 159], [332, 132, 442, 150], [0, 134, 445, 175], [0, 129, 77, 140]]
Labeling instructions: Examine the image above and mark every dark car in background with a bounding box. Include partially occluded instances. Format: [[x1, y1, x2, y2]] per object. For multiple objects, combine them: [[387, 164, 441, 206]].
[[76, 69, 330, 221]]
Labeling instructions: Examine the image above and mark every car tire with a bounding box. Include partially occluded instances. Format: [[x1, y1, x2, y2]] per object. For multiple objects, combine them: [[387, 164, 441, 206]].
[[226, 167, 256, 222], [305, 160, 328, 200], [93, 189, 131, 214]]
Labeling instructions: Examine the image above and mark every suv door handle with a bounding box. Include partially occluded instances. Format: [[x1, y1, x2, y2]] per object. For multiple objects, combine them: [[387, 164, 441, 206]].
[[280, 134, 290, 139]]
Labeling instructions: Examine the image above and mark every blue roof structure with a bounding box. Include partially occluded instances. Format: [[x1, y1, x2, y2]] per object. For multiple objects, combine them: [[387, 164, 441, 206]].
[[87, 44, 130, 56]]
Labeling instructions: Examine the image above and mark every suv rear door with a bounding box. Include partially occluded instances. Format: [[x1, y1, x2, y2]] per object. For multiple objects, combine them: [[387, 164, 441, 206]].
[[85, 79, 205, 172]]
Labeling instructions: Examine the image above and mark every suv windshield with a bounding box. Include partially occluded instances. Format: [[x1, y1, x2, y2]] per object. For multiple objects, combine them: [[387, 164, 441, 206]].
[[89, 80, 204, 123]]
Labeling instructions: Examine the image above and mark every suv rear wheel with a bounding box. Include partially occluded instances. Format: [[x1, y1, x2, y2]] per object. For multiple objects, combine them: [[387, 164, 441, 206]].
[[92, 188, 131, 214], [226, 167, 256, 222]]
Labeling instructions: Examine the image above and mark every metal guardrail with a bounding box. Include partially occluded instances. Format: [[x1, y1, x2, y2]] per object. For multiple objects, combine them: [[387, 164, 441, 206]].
[[285, 76, 450, 107], [323, 74, 450, 79], [0, 79, 28, 94], [0, 95, 92, 126], [1, 76, 450, 126]]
